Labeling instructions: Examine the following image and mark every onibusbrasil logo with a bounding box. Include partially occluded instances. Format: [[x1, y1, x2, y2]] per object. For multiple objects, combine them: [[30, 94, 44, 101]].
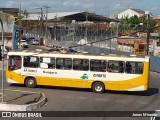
[[81, 73, 88, 80]]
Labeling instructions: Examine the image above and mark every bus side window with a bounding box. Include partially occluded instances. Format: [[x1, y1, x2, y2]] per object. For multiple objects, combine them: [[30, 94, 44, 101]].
[[40, 57, 55, 69], [73, 59, 89, 71], [126, 62, 143, 74], [82, 60, 89, 71], [90, 60, 107, 72], [56, 58, 72, 70], [23, 56, 39, 68], [108, 61, 124, 73]]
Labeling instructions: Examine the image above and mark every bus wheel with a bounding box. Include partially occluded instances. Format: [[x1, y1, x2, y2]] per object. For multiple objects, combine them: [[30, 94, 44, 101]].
[[25, 77, 37, 88], [92, 82, 105, 93]]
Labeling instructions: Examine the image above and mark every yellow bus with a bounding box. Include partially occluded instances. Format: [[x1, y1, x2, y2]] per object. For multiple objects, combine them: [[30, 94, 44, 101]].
[[6, 50, 150, 93]]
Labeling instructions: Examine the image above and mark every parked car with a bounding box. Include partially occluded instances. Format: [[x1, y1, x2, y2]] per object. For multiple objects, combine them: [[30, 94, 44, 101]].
[[32, 39, 39, 45], [21, 40, 29, 48], [26, 37, 35, 43]]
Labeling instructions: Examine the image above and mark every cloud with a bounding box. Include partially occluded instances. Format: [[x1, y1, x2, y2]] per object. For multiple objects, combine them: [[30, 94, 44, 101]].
[[5, 1, 17, 7], [63, 1, 80, 7], [2, 0, 160, 16], [114, 0, 134, 10], [84, 2, 95, 8]]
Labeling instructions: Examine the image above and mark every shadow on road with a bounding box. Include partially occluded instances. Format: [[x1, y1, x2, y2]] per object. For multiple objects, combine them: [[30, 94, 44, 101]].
[[107, 88, 159, 96], [9, 84, 159, 96]]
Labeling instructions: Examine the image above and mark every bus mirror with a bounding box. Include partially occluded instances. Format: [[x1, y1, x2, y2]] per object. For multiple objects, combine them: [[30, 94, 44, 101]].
[[40, 63, 48, 69]]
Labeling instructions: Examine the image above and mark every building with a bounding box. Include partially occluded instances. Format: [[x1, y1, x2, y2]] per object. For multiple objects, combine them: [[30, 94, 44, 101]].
[[0, 11, 15, 51], [152, 16, 160, 26], [116, 36, 154, 55], [117, 8, 145, 19]]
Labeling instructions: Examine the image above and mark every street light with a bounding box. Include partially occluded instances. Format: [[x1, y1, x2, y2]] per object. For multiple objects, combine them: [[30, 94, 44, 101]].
[[0, 18, 4, 103]]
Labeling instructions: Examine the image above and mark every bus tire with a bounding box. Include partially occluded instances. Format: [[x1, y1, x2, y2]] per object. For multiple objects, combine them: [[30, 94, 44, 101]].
[[25, 77, 37, 88], [92, 82, 105, 93]]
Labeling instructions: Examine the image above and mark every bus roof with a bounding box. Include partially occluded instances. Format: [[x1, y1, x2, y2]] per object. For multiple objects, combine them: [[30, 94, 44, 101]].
[[8, 50, 149, 62]]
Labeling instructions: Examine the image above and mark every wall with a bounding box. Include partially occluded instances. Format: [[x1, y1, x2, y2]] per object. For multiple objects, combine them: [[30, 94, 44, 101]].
[[118, 9, 142, 19]]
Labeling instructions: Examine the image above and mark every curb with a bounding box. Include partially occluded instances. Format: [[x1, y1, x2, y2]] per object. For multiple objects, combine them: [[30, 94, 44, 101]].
[[0, 92, 47, 111]]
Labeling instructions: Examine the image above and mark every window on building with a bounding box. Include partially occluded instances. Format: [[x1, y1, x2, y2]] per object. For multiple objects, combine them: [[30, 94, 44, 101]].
[[56, 58, 72, 70], [9, 56, 21, 70], [90, 60, 107, 72], [126, 62, 143, 74], [73, 59, 89, 71], [108, 61, 124, 73], [23, 56, 39, 68], [40, 57, 55, 69]]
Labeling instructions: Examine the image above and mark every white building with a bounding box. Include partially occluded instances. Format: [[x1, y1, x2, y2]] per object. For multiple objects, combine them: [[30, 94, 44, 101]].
[[118, 8, 145, 19]]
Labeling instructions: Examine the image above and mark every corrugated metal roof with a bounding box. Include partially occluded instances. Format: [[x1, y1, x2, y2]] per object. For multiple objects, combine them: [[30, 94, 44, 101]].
[[22, 12, 80, 20]]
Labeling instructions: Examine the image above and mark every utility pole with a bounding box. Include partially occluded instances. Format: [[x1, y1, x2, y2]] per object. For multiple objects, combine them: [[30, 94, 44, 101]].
[[85, 12, 88, 44], [43, 5, 50, 46], [0, 18, 4, 103], [35, 7, 43, 45], [146, 29, 150, 55], [54, 14, 57, 40], [40, 8, 43, 37], [18, 3, 22, 49], [110, 27, 112, 53], [145, 11, 150, 55]]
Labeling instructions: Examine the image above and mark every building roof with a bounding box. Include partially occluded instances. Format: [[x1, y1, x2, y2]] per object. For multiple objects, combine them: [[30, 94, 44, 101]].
[[129, 8, 145, 14], [152, 16, 160, 20], [23, 11, 113, 23], [23, 12, 81, 21], [0, 8, 19, 13], [64, 12, 112, 22]]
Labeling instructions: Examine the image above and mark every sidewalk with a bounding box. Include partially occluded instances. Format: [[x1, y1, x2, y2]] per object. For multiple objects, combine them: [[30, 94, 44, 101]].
[[0, 89, 46, 111]]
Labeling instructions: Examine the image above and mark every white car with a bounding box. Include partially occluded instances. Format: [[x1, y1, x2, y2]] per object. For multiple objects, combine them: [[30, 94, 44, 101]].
[[21, 40, 29, 48], [32, 39, 39, 45]]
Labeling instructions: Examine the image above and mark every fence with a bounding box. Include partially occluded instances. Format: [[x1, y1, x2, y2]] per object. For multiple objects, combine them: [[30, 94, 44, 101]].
[[47, 40, 160, 73], [150, 56, 160, 73]]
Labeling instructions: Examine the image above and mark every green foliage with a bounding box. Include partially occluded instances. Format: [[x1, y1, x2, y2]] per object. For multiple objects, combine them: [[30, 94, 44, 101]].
[[23, 9, 29, 18], [119, 15, 157, 31], [60, 17, 72, 23]]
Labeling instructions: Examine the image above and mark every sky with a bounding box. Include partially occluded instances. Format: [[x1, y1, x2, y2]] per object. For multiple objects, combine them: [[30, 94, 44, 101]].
[[0, 0, 160, 17]]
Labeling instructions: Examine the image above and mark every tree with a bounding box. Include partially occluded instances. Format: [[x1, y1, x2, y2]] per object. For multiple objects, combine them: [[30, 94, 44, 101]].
[[119, 15, 156, 33]]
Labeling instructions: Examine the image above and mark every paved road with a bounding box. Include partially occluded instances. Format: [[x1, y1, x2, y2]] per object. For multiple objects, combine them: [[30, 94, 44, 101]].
[[0, 71, 160, 120]]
